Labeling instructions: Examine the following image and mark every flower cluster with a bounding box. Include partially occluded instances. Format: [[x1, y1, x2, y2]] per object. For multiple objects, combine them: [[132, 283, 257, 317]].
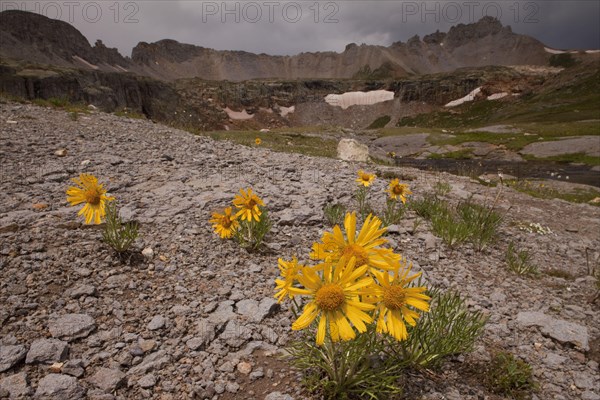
[[66, 173, 115, 224], [275, 212, 430, 345], [210, 188, 265, 239]]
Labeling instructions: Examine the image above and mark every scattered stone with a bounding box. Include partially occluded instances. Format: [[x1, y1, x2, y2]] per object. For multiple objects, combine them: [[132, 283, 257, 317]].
[[208, 301, 236, 325], [226, 382, 240, 393], [61, 360, 85, 378], [516, 311, 590, 351], [48, 314, 96, 341], [0, 345, 27, 372], [49, 362, 64, 373], [88, 368, 126, 392], [138, 339, 157, 353], [257, 298, 279, 322], [218, 361, 235, 373], [220, 320, 252, 348], [55, 149, 67, 157], [142, 247, 154, 259], [34, 374, 85, 399], [147, 315, 166, 331], [265, 392, 294, 400], [0, 372, 31, 398], [138, 374, 156, 388], [237, 361, 252, 374], [69, 284, 97, 298], [127, 351, 170, 376], [26, 339, 69, 364], [235, 299, 259, 321]]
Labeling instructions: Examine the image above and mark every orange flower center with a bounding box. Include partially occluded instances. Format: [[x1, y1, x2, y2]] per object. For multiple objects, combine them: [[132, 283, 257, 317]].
[[393, 185, 404, 195], [247, 198, 257, 208], [84, 188, 101, 205], [383, 285, 406, 310], [222, 216, 233, 228], [315, 283, 345, 311], [342, 244, 369, 267], [361, 174, 371, 181]]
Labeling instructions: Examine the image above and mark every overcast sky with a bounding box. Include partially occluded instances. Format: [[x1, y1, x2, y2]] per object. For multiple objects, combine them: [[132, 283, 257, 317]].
[[5, 0, 599, 56]]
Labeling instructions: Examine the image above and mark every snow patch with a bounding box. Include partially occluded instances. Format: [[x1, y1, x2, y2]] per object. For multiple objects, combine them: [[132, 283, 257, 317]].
[[224, 107, 254, 120], [114, 65, 128, 72], [487, 92, 508, 101], [586, 50, 600, 54], [544, 47, 566, 54], [445, 87, 481, 107], [325, 90, 394, 109], [72, 55, 99, 70], [279, 105, 295, 117]]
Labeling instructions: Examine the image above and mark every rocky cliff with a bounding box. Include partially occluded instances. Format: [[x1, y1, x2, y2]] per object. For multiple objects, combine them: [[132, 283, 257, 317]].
[[0, 10, 133, 73], [0, 11, 549, 81]]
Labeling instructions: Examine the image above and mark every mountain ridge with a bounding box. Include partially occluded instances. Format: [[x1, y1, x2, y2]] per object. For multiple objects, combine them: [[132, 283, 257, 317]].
[[0, 11, 550, 81]]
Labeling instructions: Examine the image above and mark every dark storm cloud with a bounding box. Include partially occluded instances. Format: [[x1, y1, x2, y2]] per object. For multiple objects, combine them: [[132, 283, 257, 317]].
[[2, 0, 598, 56]]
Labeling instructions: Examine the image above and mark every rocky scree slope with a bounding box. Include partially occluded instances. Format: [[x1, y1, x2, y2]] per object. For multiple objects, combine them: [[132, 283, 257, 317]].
[[0, 103, 599, 399]]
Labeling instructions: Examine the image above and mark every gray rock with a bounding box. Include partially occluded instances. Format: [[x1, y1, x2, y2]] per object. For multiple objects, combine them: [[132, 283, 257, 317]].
[[147, 315, 166, 331], [208, 301, 235, 326], [257, 298, 279, 322], [582, 391, 600, 400], [544, 353, 566, 368], [171, 305, 191, 316], [220, 320, 252, 348], [26, 339, 69, 364], [69, 284, 97, 298], [127, 350, 170, 376], [0, 345, 27, 372], [419, 232, 436, 250], [0, 372, 32, 398], [88, 368, 126, 392], [62, 359, 85, 378], [138, 374, 156, 388], [34, 374, 85, 399], [573, 372, 598, 390], [265, 392, 294, 400], [218, 361, 234, 373], [516, 311, 589, 350], [235, 299, 259, 321], [187, 319, 215, 351], [48, 314, 96, 341], [225, 382, 240, 393]]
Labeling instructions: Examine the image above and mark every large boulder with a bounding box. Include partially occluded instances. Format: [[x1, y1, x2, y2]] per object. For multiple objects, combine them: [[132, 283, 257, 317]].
[[337, 139, 369, 162]]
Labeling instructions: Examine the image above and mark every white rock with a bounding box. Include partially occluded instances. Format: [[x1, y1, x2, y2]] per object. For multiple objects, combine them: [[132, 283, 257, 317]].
[[337, 139, 369, 162], [141, 247, 154, 259]]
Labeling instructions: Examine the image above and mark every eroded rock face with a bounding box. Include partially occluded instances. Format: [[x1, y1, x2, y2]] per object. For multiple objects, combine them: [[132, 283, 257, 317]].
[[1, 10, 549, 82]]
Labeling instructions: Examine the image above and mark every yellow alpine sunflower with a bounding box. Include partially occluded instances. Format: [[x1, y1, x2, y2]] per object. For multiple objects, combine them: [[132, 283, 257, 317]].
[[66, 173, 115, 224], [388, 179, 412, 204], [274, 256, 304, 303], [209, 207, 239, 239], [232, 188, 264, 222], [356, 170, 376, 187], [310, 212, 400, 271], [255, 137, 262, 145], [371, 260, 430, 341], [289, 256, 376, 345]]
